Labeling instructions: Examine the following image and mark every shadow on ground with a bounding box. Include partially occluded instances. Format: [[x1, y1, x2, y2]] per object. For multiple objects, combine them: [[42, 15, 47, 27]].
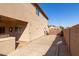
[[44, 31, 70, 56], [0, 54, 6, 56]]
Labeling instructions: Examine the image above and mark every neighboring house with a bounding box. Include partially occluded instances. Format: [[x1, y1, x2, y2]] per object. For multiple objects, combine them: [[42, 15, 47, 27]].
[[49, 26, 61, 30], [0, 3, 48, 42], [49, 26, 62, 35]]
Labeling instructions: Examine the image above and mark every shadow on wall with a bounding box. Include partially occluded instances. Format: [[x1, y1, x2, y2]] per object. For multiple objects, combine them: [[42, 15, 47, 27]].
[[15, 22, 28, 41], [0, 15, 28, 41], [0, 54, 7, 56], [15, 22, 28, 48], [0, 15, 28, 48], [8, 21, 28, 49], [44, 31, 70, 56]]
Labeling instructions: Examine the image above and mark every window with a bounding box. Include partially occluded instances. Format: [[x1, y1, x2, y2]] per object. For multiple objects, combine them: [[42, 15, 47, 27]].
[[15, 27, 22, 33], [0, 27, 5, 34], [36, 8, 39, 16], [15, 27, 18, 32], [18, 27, 22, 33]]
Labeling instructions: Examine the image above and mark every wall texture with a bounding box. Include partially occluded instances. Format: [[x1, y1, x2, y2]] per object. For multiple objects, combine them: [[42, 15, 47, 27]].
[[63, 24, 79, 55], [63, 28, 70, 49], [70, 25, 79, 55], [0, 3, 48, 42], [0, 37, 15, 55]]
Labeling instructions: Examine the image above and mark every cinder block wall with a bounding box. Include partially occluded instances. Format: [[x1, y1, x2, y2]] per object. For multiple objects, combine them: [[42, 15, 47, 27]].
[[70, 25, 79, 55], [49, 29, 61, 35], [0, 37, 15, 55], [63, 28, 70, 49], [63, 24, 79, 56]]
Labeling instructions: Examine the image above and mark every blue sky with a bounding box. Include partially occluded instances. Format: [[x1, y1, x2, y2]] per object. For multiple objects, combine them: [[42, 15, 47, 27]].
[[38, 3, 79, 27]]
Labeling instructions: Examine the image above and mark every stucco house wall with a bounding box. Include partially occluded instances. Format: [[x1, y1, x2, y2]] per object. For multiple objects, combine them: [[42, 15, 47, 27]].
[[0, 37, 15, 55], [0, 3, 48, 42]]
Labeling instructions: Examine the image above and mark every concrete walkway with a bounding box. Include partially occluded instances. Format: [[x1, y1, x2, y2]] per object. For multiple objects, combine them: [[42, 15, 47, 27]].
[[8, 35, 57, 56]]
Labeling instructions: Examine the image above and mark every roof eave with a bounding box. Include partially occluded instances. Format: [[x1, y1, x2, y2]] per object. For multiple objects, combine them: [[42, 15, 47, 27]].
[[32, 3, 48, 20]]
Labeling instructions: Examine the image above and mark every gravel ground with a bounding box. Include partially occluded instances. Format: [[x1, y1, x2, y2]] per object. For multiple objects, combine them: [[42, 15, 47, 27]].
[[45, 36, 70, 56]]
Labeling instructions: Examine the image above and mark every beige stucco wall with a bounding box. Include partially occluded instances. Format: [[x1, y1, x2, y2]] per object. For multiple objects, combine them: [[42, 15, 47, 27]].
[[0, 37, 15, 55], [0, 3, 48, 41], [28, 4, 48, 40]]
